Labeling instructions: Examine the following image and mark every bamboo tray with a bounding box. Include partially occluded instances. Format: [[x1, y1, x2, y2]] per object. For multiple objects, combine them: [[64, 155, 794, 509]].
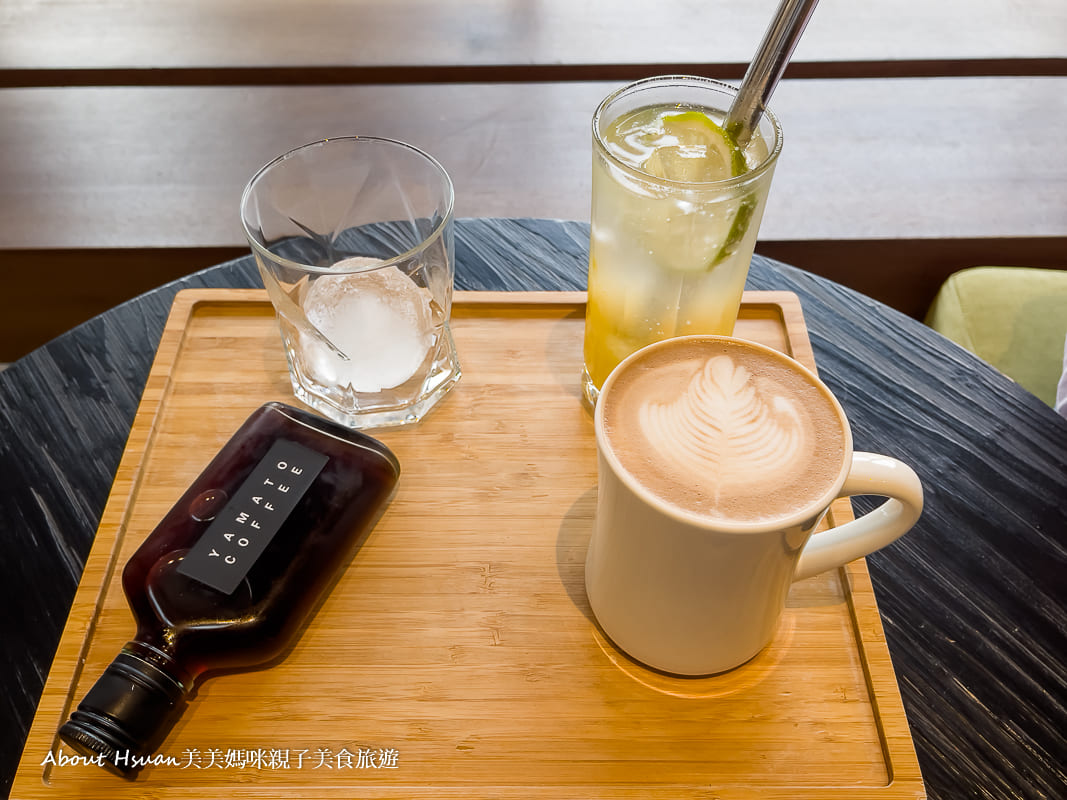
[[14, 290, 925, 799]]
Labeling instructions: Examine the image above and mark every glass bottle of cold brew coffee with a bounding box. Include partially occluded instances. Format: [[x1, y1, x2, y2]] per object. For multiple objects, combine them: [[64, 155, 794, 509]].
[[58, 402, 400, 776]]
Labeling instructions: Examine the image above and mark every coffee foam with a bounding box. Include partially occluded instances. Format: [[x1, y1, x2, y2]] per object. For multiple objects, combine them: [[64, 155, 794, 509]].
[[600, 338, 847, 524]]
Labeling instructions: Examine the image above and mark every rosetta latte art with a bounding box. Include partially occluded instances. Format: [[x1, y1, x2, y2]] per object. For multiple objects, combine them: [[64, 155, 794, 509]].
[[639, 355, 804, 500]]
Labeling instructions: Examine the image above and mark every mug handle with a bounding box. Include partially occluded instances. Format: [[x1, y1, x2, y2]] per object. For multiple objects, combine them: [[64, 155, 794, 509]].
[[793, 452, 923, 581]]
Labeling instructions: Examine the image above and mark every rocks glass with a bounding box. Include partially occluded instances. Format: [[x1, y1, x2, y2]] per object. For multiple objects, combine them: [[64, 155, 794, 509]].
[[241, 137, 460, 429]]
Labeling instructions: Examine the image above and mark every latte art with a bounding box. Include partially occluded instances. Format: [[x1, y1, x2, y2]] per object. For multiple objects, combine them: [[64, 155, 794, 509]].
[[640, 355, 804, 500], [599, 337, 848, 524]]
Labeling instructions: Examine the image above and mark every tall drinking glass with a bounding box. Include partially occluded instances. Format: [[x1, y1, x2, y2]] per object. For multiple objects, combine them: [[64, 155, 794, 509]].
[[241, 137, 460, 429], [582, 76, 783, 406]]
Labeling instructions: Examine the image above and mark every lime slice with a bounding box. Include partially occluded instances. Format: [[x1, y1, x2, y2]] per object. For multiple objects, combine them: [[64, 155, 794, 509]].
[[641, 111, 747, 183], [712, 195, 758, 266], [640, 110, 757, 270]]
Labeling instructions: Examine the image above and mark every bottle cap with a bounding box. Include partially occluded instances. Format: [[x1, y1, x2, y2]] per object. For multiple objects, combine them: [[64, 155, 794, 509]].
[[58, 651, 187, 776]]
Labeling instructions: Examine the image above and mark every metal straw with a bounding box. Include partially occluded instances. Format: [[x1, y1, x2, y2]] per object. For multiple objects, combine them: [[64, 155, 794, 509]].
[[725, 0, 821, 147]]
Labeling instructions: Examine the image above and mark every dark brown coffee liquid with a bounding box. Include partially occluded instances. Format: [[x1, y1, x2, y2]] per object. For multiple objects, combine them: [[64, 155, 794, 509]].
[[59, 402, 399, 774]]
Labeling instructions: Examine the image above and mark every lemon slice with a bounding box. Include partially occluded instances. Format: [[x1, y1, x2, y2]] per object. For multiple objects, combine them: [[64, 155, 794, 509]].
[[641, 111, 747, 183]]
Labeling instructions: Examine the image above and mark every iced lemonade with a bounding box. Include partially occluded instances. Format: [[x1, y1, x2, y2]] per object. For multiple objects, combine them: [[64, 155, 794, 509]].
[[583, 89, 780, 402]]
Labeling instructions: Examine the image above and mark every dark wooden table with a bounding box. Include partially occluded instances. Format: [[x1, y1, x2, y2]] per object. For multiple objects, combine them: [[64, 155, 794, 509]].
[[2, 0, 1065, 360], [1, 218, 1064, 800]]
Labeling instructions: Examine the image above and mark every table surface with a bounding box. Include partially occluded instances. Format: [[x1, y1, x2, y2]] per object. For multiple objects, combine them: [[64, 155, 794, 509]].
[[1, 218, 1065, 800]]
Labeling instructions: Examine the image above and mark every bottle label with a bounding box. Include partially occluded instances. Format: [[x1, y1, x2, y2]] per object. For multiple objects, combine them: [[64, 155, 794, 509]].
[[177, 439, 328, 594]]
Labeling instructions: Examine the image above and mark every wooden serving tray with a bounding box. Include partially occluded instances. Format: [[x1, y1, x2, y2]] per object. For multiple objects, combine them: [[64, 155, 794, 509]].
[[14, 290, 925, 799]]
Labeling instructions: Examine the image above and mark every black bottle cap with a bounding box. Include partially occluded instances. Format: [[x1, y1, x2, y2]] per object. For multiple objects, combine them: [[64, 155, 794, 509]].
[[58, 651, 187, 777]]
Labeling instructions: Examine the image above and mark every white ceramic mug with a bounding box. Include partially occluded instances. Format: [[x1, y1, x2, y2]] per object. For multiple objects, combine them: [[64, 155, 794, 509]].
[[585, 335, 923, 676]]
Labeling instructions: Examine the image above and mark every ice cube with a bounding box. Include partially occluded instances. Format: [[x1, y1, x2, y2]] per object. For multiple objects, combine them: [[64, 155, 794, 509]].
[[302, 259, 435, 392]]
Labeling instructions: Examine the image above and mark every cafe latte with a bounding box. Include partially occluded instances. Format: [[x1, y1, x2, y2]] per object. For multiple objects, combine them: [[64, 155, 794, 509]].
[[598, 337, 848, 525]]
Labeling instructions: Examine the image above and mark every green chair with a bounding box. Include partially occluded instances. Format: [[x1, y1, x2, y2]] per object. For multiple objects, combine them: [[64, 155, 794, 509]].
[[925, 266, 1067, 408]]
